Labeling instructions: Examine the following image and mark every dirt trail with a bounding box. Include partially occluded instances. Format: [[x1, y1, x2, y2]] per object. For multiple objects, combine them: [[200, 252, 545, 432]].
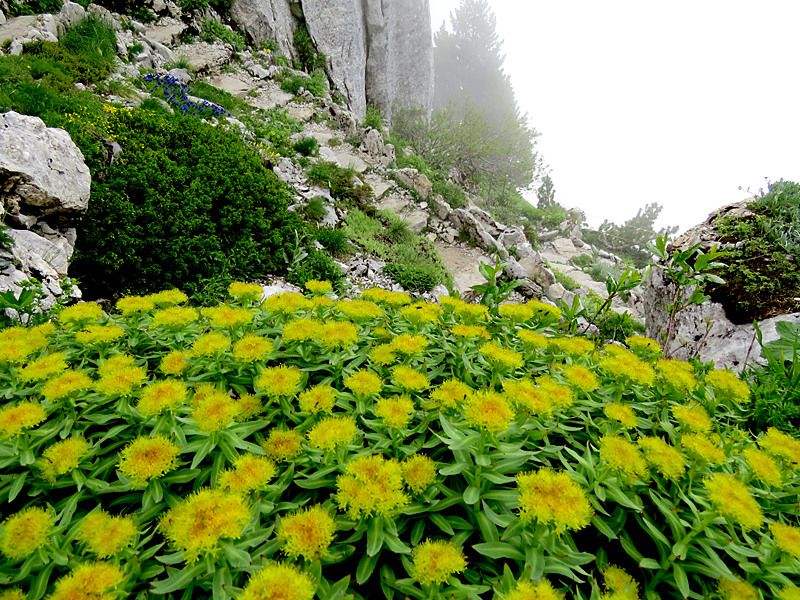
[[435, 243, 492, 294]]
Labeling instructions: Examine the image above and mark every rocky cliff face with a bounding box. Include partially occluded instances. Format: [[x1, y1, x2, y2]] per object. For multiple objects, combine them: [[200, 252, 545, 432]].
[[231, 0, 433, 120]]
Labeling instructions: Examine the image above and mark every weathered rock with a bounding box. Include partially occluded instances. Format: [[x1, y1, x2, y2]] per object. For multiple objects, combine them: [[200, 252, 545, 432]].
[[230, 0, 296, 59], [87, 4, 116, 28], [552, 237, 577, 256], [56, 1, 85, 36], [177, 40, 233, 73], [519, 253, 557, 288], [363, 0, 434, 121], [403, 210, 428, 234], [145, 24, 186, 47], [503, 257, 528, 281], [395, 168, 432, 199], [546, 283, 566, 302], [7, 229, 70, 277], [326, 102, 357, 136], [434, 197, 451, 221], [0, 10, 6, 26], [0, 111, 90, 219], [168, 67, 191, 83]]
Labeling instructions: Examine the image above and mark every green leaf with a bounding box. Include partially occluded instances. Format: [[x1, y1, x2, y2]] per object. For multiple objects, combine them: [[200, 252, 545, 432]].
[[383, 534, 411, 554], [151, 563, 206, 594], [639, 558, 661, 569], [476, 512, 499, 543], [592, 515, 618, 540], [463, 485, 480, 505], [356, 551, 380, 585], [429, 513, 454, 535], [472, 542, 524, 560], [367, 516, 384, 557], [223, 543, 251, 568], [672, 563, 690, 598]]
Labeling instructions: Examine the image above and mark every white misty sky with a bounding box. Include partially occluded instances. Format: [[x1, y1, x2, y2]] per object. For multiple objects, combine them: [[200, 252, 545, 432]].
[[428, 0, 800, 234]]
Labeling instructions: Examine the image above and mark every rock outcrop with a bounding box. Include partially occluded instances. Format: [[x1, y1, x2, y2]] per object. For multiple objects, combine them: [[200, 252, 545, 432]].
[[230, 0, 298, 60]]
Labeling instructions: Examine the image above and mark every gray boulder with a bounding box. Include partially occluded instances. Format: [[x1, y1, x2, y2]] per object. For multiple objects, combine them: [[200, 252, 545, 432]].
[[230, 0, 297, 59], [56, 1, 85, 36], [0, 111, 90, 218]]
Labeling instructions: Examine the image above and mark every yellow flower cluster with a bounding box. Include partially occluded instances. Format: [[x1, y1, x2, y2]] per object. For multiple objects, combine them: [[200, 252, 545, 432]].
[[117, 436, 180, 486], [335, 454, 409, 518], [116, 295, 155, 315], [159, 349, 192, 375], [256, 365, 303, 397], [743, 448, 782, 487], [505, 579, 564, 600], [704, 474, 763, 531], [718, 576, 758, 600], [625, 335, 661, 354], [160, 488, 251, 562], [603, 403, 638, 429], [319, 320, 359, 350], [451, 324, 491, 340], [370, 344, 397, 365], [672, 404, 712, 433], [361, 287, 411, 307], [401, 454, 437, 494], [232, 335, 273, 363], [151, 306, 199, 329], [0, 324, 52, 363], [239, 563, 315, 600], [706, 369, 751, 404], [77, 511, 137, 558], [228, 281, 264, 303], [75, 324, 125, 345], [149, 289, 188, 307], [388, 333, 428, 355], [265, 292, 313, 315], [430, 379, 472, 409], [375, 396, 416, 429], [306, 416, 357, 451], [464, 389, 514, 433], [517, 329, 550, 349], [50, 562, 124, 600], [526, 299, 561, 324], [637, 437, 685, 481], [192, 389, 240, 433], [298, 384, 337, 414], [548, 337, 595, 357], [771, 522, 800, 560], [201, 305, 253, 328], [96, 365, 147, 398], [344, 369, 383, 397], [0, 507, 52, 560], [277, 504, 336, 560], [559, 364, 599, 392], [39, 437, 90, 482], [392, 365, 430, 391], [218, 454, 276, 495], [400, 303, 442, 325], [498, 303, 536, 322], [261, 428, 304, 462], [599, 436, 648, 481], [58, 302, 104, 327], [42, 370, 93, 401], [599, 347, 655, 386], [480, 343, 524, 371], [657, 359, 698, 392], [682, 434, 726, 464], [18, 352, 68, 382], [137, 379, 187, 418], [305, 279, 333, 295], [0, 401, 47, 439], [192, 331, 231, 356], [517, 468, 594, 533], [410, 539, 467, 585], [602, 565, 640, 600], [335, 299, 383, 321], [759, 427, 800, 469]]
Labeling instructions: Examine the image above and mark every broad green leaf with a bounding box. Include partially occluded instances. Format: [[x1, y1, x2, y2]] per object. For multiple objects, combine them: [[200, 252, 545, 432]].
[[472, 542, 524, 560]]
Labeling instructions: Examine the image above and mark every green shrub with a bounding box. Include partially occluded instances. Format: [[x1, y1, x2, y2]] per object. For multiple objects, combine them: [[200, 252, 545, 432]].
[[279, 70, 326, 97], [59, 13, 117, 75], [239, 108, 302, 155], [7, 0, 62, 16], [306, 161, 373, 206], [554, 269, 579, 291], [71, 109, 304, 298], [22, 40, 108, 84], [432, 178, 466, 209], [313, 226, 352, 257], [138, 97, 172, 114], [293, 24, 326, 72], [383, 262, 439, 292], [363, 103, 384, 131], [286, 246, 345, 290], [302, 196, 327, 221], [344, 134, 361, 147], [0, 222, 13, 254], [189, 80, 249, 114], [293, 136, 318, 157], [179, 0, 209, 12], [201, 19, 245, 51]]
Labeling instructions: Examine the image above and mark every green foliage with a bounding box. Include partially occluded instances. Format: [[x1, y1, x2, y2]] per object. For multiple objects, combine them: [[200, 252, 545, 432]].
[[239, 108, 303, 155], [60, 13, 117, 70], [138, 97, 171, 114], [201, 19, 245, 51], [7, 0, 62, 16], [293, 24, 326, 72], [470, 257, 522, 311], [586, 203, 679, 268], [312, 226, 353, 258], [382, 263, 439, 292], [580, 293, 644, 343], [0, 222, 13, 254], [302, 197, 327, 221], [179, 0, 209, 12], [344, 134, 361, 147], [283, 231, 345, 291], [432, 178, 466, 209], [22, 40, 108, 84], [554, 270, 579, 292], [0, 278, 78, 329], [710, 181, 800, 323], [279, 69, 327, 97], [363, 103, 384, 131], [306, 161, 373, 207], [571, 253, 625, 286], [71, 109, 304, 298], [293, 136, 319, 157]]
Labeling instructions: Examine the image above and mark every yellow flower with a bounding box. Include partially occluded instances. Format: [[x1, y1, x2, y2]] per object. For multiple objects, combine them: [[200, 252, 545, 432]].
[[771, 522, 800, 560], [76, 511, 137, 558], [39, 437, 89, 482], [148, 289, 188, 307], [369, 344, 397, 366], [137, 379, 187, 418], [718, 576, 758, 600], [743, 448, 782, 487], [527, 299, 561, 324], [400, 303, 442, 325], [151, 306, 199, 329], [193, 391, 240, 433], [704, 474, 763, 531], [362, 287, 411, 307], [42, 370, 93, 401], [0, 588, 26, 600], [672, 404, 712, 433], [319, 320, 359, 350], [430, 379, 472, 409], [305, 280, 333, 295], [480, 343, 524, 371], [682, 434, 726, 464], [637, 437, 685, 481], [657, 359, 698, 392], [282, 318, 324, 343], [235, 394, 263, 421], [517, 329, 550, 349], [278, 504, 336, 560], [402, 454, 437, 494], [201, 305, 254, 329], [312, 296, 333, 309], [261, 429, 304, 462], [559, 364, 598, 392], [160, 488, 251, 562], [0, 327, 49, 363], [97, 354, 135, 378], [256, 365, 303, 397], [0, 401, 47, 439], [599, 437, 648, 480], [503, 379, 553, 417], [335, 454, 409, 518], [306, 416, 357, 451], [516, 468, 594, 533], [778, 586, 800, 600], [388, 333, 428, 355], [0, 507, 52, 561], [158, 349, 191, 375], [218, 454, 276, 495], [760, 427, 800, 469], [298, 384, 337, 414], [548, 337, 595, 357], [603, 403, 638, 428], [228, 281, 263, 303], [538, 375, 574, 410], [504, 579, 564, 600], [191, 331, 231, 356], [18, 352, 68, 382], [410, 539, 467, 586], [391, 365, 430, 391], [50, 562, 124, 600], [58, 302, 104, 326], [464, 389, 514, 433], [706, 370, 750, 404], [451, 324, 491, 340], [498, 303, 536, 322], [375, 396, 416, 429], [602, 565, 640, 600], [75, 325, 125, 345], [600, 349, 655, 387], [454, 302, 489, 322], [239, 563, 315, 600], [265, 292, 313, 315], [95, 366, 147, 397], [116, 295, 155, 315], [118, 436, 180, 486], [232, 335, 273, 363], [335, 299, 383, 321], [625, 336, 661, 354], [344, 369, 383, 397]]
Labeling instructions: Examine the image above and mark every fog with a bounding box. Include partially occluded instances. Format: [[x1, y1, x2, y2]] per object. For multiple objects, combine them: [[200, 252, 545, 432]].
[[429, 0, 800, 233]]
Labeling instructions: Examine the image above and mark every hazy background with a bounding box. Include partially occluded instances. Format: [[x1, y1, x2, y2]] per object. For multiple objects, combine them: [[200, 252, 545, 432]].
[[429, 0, 800, 233]]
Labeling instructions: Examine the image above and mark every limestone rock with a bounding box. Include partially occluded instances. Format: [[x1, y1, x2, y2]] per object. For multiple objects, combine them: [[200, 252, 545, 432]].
[[145, 24, 186, 46], [519, 254, 557, 289], [230, 0, 296, 59], [7, 229, 70, 277], [56, 1, 85, 36], [0, 111, 90, 218], [364, 0, 434, 122]]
